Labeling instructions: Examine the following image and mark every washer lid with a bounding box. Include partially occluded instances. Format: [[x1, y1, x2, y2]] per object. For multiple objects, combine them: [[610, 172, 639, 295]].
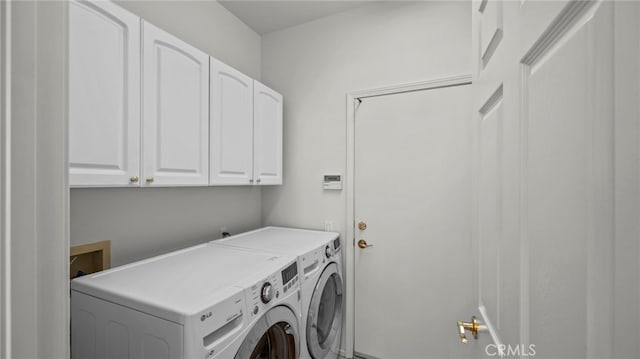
[[216, 226, 339, 255], [71, 243, 281, 324]]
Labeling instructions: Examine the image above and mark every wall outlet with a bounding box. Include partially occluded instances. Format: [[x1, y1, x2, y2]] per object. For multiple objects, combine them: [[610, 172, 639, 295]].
[[324, 221, 333, 231]]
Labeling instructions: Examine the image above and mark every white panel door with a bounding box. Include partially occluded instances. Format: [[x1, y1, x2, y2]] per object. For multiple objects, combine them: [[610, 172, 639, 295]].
[[354, 83, 474, 359], [253, 81, 283, 185], [471, 0, 516, 353], [469, 1, 639, 357], [142, 21, 209, 186], [519, 2, 613, 357], [69, 0, 140, 187], [210, 59, 254, 185]]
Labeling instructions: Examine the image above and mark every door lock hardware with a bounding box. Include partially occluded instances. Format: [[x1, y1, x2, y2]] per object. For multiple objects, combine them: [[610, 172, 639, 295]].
[[357, 239, 372, 249], [457, 316, 480, 344], [358, 221, 367, 230]]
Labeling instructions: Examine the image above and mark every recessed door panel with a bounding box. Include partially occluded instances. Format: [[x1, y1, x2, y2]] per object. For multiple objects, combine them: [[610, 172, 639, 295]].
[[478, 0, 503, 67], [477, 89, 503, 331], [521, 3, 612, 355]]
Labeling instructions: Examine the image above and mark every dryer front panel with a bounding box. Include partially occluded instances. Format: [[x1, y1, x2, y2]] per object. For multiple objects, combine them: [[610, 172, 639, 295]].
[[306, 262, 343, 359]]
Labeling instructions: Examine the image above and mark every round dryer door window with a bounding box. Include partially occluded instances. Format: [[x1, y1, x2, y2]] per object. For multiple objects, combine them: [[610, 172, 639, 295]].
[[307, 262, 343, 359], [235, 306, 299, 359]]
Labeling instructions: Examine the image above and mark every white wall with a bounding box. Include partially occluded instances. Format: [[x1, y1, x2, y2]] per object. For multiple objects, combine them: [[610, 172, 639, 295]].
[[261, 1, 471, 237], [116, 0, 261, 79], [262, 5, 470, 355], [70, 0, 263, 266], [72, 187, 262, 266]]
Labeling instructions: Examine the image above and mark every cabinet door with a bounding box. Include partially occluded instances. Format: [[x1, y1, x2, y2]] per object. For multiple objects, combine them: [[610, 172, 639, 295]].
[[69, 0, 140, 187], [142, 21, 209, 186], [253, 81, 283, 185], [210, 59, 254, 185]]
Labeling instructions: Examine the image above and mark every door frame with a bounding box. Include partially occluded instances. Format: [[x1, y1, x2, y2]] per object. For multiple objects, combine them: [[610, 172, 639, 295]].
[[0, 1, 9, 356], [2, 2, 70, 358], [344, 74, 471, 358]]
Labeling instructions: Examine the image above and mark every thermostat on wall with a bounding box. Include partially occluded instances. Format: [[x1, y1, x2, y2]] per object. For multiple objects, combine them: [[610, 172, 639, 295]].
[[323, 174, 343, 190]]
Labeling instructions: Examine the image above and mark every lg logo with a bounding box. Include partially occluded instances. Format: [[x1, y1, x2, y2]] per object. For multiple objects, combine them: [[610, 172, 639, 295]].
[[200, 311, 212, 322]]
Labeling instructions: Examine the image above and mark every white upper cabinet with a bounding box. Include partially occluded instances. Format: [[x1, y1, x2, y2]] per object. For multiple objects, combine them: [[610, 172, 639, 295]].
[[210, 59, 254, 185], [209, 64, 283, 186], [69, 0, 282, 188], [253, 81, 283, 185], [142, 21, 210, 186], [69, 0, 140, 187]]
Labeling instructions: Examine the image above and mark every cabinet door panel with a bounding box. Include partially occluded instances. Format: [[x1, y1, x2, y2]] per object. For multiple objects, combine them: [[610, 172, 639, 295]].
[[253, 82, 283, 185], [210, 59, 254, 185], [69, 0, 140, 187], [142, 21, 209, 186]]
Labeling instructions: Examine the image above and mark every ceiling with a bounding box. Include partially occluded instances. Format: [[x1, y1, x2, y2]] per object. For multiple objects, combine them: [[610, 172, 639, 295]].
[[218, 1, 374, 34]]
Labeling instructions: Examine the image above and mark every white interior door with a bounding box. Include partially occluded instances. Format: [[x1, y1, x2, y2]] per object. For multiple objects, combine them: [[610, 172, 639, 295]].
[[470, 1, 639, 357], [518, 1, 614, 356], [471, 0, 519, 352], [353, 81, 474, 359]]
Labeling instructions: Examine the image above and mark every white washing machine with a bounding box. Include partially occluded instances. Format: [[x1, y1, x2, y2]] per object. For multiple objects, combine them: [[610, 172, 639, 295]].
[[217, 250, 302, 359], [71, 241, 302, 359], [215, 227, 344, 359]]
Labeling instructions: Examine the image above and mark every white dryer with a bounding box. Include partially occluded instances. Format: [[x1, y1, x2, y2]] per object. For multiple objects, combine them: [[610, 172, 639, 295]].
[[71, 242, 302, 359], [215, 227, 344, 359]]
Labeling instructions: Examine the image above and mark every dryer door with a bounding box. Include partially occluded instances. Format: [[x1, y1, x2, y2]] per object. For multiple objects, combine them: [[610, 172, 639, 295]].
[[306, 262, 343, 359], [234, 306, 299, 359]]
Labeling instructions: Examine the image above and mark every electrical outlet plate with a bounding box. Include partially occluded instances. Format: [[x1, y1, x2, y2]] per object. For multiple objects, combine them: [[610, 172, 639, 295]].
[[324, 221, 333, 231]]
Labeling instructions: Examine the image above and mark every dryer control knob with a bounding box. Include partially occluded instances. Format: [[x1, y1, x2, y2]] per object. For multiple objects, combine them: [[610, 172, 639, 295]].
[[325, 245, 332, 259], [261, 282, 273, 304]]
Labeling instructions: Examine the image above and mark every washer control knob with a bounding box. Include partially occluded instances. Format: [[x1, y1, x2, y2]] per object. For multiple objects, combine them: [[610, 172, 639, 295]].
[[325, 245, 332, 259], [261, 282, 273, 304]]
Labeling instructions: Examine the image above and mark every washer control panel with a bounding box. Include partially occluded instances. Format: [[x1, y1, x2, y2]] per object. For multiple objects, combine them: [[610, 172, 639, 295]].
[[324, 238, 341, 259], [247, 260, 298, 319]]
